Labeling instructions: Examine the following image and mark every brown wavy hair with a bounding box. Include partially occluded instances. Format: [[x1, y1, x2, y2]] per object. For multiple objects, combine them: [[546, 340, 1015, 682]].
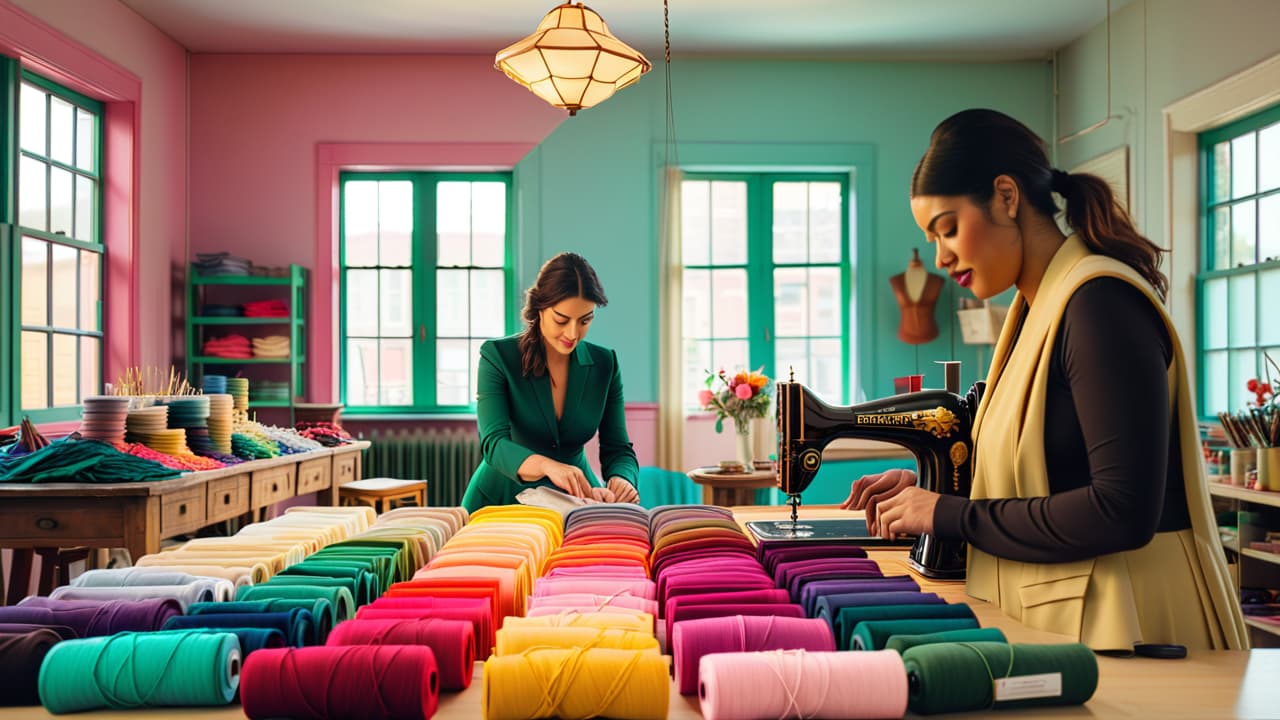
[[911, 108, 1167, 299], [518, 252, 609, 377]]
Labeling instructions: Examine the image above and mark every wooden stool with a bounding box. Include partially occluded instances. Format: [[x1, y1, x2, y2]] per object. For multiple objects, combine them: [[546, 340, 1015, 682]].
[[339, 478, 427, 514], [5, 547, 91, 605]]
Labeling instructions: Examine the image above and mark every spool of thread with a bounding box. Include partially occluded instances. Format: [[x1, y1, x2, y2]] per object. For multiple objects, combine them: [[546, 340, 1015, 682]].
[[241, 645, 439, 720], [885, 627, 1008, 654], [164, 609, 313, 648], [326, 618, 475, 690], [37, 630, 240, 713], [851, 618, 981, 652], [189, 599, 335, 645], [903, 642, 1099, 714], [483, 647, 669, 720], [50, 580, 229, 611], [698, 649, 907, 720], [6, 597, 182, 637], [0, 629, 63, 706], [495, 626, 659, 656], [672, 615, 836, 695]]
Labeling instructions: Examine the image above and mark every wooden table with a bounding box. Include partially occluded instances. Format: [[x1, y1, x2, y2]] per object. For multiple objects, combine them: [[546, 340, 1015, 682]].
[[688, 466, 777, 506], [0, 441, 369, 601], [3, 502, 1278, 719]]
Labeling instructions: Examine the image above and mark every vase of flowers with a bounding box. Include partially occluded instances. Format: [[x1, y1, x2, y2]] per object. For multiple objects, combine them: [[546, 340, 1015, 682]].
[[699, 367, 773, 469]]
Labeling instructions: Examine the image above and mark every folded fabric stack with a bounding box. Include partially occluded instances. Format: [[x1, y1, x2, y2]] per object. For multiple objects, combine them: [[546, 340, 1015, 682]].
[[243, 300, 289, 318], [249, 265, 290, 278], [194, 252, 252, 277], [252, 336, 290, 359], [203, 335, 252, 359], [200, 304, 241, 317], [249, 380, 291, 404]]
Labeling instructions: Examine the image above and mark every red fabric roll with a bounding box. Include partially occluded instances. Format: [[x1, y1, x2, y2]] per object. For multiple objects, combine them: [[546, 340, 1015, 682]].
[[241, 645, 438, 720], [327, 618, 474, 690], [357, 597, 494, 659]]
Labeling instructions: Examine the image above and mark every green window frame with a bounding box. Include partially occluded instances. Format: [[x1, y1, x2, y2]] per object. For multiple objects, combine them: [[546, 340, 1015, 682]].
[[1197, 103, 1280, 417], [681, 172, 852, 409], [339, 172, 516, 414], [2, 57, 104, 425]]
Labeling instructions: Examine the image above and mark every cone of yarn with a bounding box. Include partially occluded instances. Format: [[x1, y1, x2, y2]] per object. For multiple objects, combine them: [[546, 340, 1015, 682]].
[[698, 649, 908, 720], [37, 630, 240, 713], [242, 645, 438, 720], [672, 615, 836, 695], [482, 647, 669, 720], [902, 642, 1099, 714], [326, 618, 475, 690], [0, 629, 63, 706]]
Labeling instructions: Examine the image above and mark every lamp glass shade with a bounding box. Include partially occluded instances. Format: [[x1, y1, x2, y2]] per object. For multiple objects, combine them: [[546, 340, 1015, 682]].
[[495, 2, 652, 115]]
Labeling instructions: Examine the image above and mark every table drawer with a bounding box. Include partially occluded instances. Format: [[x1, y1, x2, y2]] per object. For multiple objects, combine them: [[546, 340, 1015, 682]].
[[0, 499, 126, 545], [251, 466, 295, 508], [334, 453, 358, 487], [297, 458, 331, 495], [206, 474, 250, 523], [161, 486, 206, 537]]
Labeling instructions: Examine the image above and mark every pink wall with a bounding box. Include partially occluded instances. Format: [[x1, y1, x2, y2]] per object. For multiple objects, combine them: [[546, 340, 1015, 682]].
[[9, 0, 188, 374], [188, 54, 565, 398]]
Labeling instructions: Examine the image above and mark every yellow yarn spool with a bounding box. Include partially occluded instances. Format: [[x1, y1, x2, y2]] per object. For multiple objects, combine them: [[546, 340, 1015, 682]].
[[495, 627, 659, 655], [482, 648, 669, 720], [502, 612, 652, 634]]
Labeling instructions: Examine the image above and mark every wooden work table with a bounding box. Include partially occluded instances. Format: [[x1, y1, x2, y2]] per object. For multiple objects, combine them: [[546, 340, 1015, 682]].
[[3, 501, 1278, 719], [0, 441, 369, 583]]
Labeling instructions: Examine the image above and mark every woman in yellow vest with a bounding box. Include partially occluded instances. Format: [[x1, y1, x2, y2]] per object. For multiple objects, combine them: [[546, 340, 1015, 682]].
[[461, 252, 640, 513], [845, 109, 1247, 651]]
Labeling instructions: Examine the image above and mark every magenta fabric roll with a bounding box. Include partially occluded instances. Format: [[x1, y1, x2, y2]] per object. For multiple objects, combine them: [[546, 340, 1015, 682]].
[[671, 615, 836, 695], [356, 597, 494, 658], [774, 559, 882, 588], [758, 543, 869, 572], [669, 603, 806, 628], [662, 577, 777, 605], [664, 588, 792, 639], [532, 578, 656, 600], [653, 549, 757, 577], [528, 594, 659, 616], [4, 597, 181, 636], [799, 576, 921, 616]]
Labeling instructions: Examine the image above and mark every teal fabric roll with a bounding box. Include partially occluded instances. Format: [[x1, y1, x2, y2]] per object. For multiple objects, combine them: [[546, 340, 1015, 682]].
[[885, 627, 1008, 654], [834, 603, 977, 650], [902, 641, 1099, 714], [282, 562, 384, 598], [163, 609, 312, 649], [237, 585, 355, 622], [263, 573, 375, 608], [189, 599, 335, 645], [851, 618, 981, 651]]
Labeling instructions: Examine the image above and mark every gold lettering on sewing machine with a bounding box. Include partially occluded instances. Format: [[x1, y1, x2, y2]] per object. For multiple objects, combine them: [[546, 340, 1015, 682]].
[[855, 407, 958, 438]]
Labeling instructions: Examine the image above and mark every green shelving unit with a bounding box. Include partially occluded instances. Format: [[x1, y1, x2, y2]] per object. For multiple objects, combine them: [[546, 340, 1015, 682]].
[[186, 264, 307, 418]]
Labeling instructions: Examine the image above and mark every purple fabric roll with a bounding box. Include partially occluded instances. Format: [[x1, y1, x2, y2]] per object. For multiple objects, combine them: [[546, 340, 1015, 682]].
[[774, 559, 882, 589], [799, 576, 921, 616], [3, 597, 181, 636], [759, 544, 869, 574], [814, 591, 944, 628], [787, 569, 885, 602], [0, 622, 78, 640], [657, 569, 772, 602], [669, 602, 806, 627], [671, 615, 835, 695]]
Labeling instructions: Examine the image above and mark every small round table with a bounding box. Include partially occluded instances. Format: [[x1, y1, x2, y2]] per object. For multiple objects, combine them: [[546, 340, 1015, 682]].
[[688, 466, 778, 507]]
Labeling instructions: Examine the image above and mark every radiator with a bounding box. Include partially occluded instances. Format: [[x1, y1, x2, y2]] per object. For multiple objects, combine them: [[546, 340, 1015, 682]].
[[360, 428, 482, 507]]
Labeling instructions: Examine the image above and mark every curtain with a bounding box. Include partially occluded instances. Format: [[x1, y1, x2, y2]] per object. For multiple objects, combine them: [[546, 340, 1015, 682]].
[[655, 165, 685, 471]]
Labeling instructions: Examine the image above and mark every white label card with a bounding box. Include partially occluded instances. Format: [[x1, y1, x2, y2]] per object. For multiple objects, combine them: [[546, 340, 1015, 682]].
[[994, 672, 1063, 702]]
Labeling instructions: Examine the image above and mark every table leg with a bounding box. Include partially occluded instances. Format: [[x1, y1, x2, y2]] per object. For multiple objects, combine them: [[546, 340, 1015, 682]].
[[6, 548, 33, 605], [122, 496, 160, 567]]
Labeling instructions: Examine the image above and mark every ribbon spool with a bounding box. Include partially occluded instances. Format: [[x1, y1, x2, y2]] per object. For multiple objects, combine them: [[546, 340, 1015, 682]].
[[672, 615, 836, 695], [902, 642, 1099, 714], [698, 649, 907, 720], [241, 645, 439, 720], [0, 629, 62, 706], [37, 630, 240, 713], [326, 618, 475, 690], [483, 647, 669, 720]]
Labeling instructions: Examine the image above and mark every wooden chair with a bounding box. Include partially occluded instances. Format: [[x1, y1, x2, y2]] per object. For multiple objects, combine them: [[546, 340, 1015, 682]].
[[5, 547, 92, 605], [339, 478, 427, 514]]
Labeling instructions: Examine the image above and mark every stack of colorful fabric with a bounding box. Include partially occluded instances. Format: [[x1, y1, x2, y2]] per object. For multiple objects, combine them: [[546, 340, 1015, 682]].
[[0, 438, 180, 483], [194, 252, 252, 276], [242, 299, 289, 318], [202, 335, 252, 359], [251, 336, 290, 359]]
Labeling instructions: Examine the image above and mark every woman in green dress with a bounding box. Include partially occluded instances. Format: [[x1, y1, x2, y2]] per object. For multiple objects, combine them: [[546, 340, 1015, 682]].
[[461, 252, 640, 512]]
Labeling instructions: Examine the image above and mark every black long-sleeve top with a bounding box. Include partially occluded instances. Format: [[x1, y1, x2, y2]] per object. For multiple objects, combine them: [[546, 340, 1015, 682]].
[[932, 278, 1192, 563]]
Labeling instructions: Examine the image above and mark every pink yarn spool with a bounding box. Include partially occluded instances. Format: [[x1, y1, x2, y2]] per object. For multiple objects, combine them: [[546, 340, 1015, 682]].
[[699, 650, 907, 720], [672, 615, 835, 695]]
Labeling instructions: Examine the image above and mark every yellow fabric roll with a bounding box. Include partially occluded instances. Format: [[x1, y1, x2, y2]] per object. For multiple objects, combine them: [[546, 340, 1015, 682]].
[[502, 612, 652, 634], [966, 234, 1248, 651], [495, 626, 659, 655], [483, 648, 669, 720], [469, 507, 562, 546]]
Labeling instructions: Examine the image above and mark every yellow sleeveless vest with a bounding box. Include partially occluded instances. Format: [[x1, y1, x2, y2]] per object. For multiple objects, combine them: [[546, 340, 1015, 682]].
[[966, 234, 1247, 651]]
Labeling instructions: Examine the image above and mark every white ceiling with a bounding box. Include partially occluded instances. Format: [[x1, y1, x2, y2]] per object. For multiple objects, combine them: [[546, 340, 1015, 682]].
[[118, 0, 1128, 60]]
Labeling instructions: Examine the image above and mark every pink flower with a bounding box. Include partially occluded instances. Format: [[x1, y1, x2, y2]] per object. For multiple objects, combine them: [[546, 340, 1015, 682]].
[[698, 389, 714, 407], [734, 383, 753, 400]]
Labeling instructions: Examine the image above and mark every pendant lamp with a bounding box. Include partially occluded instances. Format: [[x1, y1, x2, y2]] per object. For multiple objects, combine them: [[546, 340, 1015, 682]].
[[495, 2, 652, 116]]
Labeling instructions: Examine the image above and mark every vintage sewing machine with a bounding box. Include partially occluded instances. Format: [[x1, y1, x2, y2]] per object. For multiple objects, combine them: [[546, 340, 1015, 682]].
[[747, 366, 983, 579]]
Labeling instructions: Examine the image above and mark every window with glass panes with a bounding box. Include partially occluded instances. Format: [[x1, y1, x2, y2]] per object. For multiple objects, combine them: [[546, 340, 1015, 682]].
[[340, 173, 513, 413], [11, 72, 103, 422], [682, 174, 850, 409], [1198, 104, 1280, 416]]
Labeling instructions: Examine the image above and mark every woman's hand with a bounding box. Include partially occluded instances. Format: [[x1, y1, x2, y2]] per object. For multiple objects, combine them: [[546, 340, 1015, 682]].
[[840, 468, 917, 534], [539, 459, 593, 499], [872, 486, 940, 540], [589, 486, 617, 503], [607, 477, 640, 504]]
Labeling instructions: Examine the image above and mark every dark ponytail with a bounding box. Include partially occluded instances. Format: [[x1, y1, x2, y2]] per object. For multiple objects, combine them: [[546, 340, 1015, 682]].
[[518, 252, 609, 377], [913, 108, 1167, 300]]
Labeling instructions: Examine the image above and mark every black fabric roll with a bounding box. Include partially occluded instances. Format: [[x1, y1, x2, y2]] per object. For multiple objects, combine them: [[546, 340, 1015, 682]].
[[0, 629, 63, 706]]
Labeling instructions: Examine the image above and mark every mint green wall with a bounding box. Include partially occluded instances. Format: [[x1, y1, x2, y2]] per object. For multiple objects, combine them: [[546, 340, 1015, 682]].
[[517, 58, 1051, 403]]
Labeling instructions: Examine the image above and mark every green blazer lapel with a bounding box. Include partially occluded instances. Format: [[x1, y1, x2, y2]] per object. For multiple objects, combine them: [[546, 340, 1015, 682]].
[[565, 343, 594, 421], [529, 372, 560, 443]]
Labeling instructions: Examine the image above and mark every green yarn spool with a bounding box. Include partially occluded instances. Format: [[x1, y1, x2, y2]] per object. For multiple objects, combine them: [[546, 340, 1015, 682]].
[[902, 642, 1099, 715], [851, 618, 981, 651], [835, 603, 977, 650], [885, 627, 1008, 654], [237, 584, 356, 622], [38, 630, 239, 714]]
